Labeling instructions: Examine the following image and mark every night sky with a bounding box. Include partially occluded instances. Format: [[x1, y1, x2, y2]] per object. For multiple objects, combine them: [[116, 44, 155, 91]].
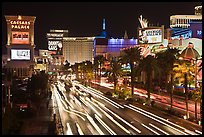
[[2, 2, 202, 53]]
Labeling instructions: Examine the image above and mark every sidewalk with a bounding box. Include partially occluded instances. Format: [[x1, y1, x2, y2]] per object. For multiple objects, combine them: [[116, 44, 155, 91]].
[[20, 97, 54, 135]]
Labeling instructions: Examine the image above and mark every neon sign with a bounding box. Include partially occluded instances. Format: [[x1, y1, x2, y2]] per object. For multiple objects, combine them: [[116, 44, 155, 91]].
[[12, 32, 29, 44], [10, 20, 30, 30]]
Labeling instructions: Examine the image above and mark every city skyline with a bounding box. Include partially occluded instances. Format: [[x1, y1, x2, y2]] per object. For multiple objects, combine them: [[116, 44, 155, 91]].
[[2, 2, 201, 52]]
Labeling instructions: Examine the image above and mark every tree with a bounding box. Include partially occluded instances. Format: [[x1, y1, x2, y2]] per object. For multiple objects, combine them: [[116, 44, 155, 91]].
[[137, 55, 160, 105], [184, 73, 189, 119], [120, 47, 142, 97], [94, 55, 106, 84], [191, 88, 202, 122], [81, 60, 93, 86], [71, 63, 80, 80], [156, 48, 180, 110], [107, 58, 122, 93], [63, 60, 70, 76], [29, 70, 48, 110]]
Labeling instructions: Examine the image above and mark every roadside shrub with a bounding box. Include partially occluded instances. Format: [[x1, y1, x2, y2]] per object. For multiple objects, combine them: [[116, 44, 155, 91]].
[[105, 91, 112, 96], [151, 100, 155, 107]]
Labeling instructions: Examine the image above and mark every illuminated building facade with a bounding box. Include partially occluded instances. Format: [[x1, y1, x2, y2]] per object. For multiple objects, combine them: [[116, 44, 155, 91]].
[[34, 50, 49, 73], [4, 15, 36, 78], [63, 37, 95, 65], [170, 6, 202, 39], [94, 37, 137, 58], [46, 30, 68, 72]]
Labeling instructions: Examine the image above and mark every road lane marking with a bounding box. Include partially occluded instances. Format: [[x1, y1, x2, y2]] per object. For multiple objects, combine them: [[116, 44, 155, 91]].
[[141, 123, 160, 135], [149, 123, 170, 135]]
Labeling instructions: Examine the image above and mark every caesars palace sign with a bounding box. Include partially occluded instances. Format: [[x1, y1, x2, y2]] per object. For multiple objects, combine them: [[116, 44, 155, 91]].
[[10, 20, 31, 29]]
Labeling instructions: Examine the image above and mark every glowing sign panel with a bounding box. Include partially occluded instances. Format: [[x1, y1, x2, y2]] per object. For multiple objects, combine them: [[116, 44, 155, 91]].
[[48, 41, 62, 51], [11, 49, 30, 60], [10, 20, 30, 30], [12, 32, 29, 44], [138, 28, 163, 44]]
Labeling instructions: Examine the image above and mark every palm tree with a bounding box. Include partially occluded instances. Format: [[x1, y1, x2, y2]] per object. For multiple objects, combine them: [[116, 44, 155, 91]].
[[191, 88, 202, 121], [71, 63, 79, 80], [107, 57, 123, 93], [81, 60, 93, 86], [156, 47, 180, 111], [137, 55, 160, 105], [121, 47, 142, 97], [94, 55, 106, 84]]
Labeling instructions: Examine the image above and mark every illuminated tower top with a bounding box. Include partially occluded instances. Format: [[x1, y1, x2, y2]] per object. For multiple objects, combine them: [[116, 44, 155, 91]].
[[124, 30, 128, 39], [103, 18, 106, 30]]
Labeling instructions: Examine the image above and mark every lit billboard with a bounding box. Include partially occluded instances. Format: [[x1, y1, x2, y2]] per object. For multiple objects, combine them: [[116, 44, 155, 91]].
[[12, 31, 29, 44], [11, 49, 30, 60], [48, 40, 63, 55], [138, 28, 163, 44]]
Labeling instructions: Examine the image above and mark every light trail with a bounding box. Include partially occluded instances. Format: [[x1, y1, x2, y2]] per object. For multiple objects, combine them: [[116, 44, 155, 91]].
[[75, 82, 124, 109], [87, 114, 105, 135], [54, 87, 86, 121], [68, 106, 87, 116], [195, 130, 202, 134], [128, 104, 198, 135], [79, 96, 88, 107], [81, 97, 102, 118], [62, 105, 86, 121], [89, 98, 130, 134], [76, 122, 84, 135], [102, 105, 141, 134], [95, 114, 117, 135], [87, 86, 104, 94], [66, 123, 73, 135], [141, 123, 160, 135], [124, 104, 188, 135], [149, 123, 170, 135], [73, 96, 82, 107]]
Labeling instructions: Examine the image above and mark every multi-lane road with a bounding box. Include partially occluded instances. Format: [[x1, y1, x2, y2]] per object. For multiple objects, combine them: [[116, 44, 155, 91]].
[[50, 78, 202, 135]]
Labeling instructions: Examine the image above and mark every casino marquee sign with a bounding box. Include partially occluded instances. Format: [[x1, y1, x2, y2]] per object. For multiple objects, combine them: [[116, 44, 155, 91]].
[[10, 20, 31, 30]]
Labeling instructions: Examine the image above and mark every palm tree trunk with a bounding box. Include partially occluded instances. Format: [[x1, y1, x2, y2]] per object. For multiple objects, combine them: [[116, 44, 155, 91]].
[[200, 99, 202, 125], [170, 72, 173, 111], [130, 64, 134, 97], [99, 63, 101, 85], [184, 73, 189, 119], [147, 72, 151, 106], [195, 100, 197, 121]]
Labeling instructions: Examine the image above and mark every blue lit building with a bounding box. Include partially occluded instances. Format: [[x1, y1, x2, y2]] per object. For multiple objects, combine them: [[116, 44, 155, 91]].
[[94, 37, 137, 58], [94, 18, 137, 58]]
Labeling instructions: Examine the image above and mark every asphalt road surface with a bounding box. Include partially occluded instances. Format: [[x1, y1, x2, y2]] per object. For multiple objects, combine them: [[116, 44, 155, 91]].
[[50, 79, 202, 135]]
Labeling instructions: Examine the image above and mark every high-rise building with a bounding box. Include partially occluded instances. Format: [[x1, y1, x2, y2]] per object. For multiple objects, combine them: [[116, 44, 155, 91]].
[[170, 5, 202, 39], [4, 15, 36, 78], [63, 37, 95, 65]]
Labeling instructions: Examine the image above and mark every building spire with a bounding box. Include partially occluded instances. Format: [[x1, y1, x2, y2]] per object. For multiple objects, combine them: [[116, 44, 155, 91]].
[[103, 18, 106, 30], [124, 30, 128, 39]]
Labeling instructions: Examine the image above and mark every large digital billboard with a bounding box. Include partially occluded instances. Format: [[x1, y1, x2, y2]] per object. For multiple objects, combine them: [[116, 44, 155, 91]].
[[12, 31, 29, 44], [11, 49, 30, 60], [48, 40, 63, 55], [138, 28, 163, 44]]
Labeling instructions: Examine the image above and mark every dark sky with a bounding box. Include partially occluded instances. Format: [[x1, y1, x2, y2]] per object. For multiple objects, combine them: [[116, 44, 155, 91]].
[[2, 2, 202, 52]]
